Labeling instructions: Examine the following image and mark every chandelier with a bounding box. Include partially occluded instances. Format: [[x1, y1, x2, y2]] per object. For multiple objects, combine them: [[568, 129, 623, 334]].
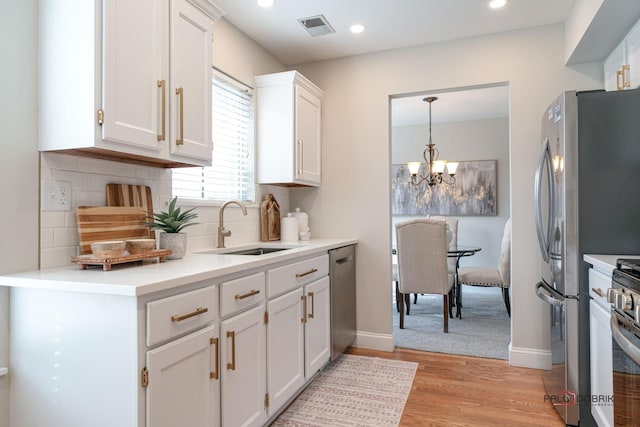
[[407, 96, 458, 186]]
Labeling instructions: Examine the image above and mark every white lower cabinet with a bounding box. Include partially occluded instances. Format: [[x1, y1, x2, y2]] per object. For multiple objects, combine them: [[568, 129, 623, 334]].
[[221, 304, 267, 427], [267, 288, 305, 413], [304, 276, 331, 376], [146, 324, 220, 427], [589, 267, 614, 427]]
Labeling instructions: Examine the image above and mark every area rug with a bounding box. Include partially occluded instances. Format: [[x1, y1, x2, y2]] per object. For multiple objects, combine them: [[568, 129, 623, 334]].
[[271, 354, 417, 427], [393, 285, 511, 360]]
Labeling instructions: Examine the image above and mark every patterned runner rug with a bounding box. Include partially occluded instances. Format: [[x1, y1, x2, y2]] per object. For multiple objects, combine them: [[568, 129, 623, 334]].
[[272, 354, 417, 427]]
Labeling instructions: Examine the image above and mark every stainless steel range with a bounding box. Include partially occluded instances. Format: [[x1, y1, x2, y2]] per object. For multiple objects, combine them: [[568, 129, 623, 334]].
[[609, 259, 640, 426]]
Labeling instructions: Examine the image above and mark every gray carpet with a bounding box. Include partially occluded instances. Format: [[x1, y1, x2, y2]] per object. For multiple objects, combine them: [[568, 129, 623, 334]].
[[393, 285, 511, 360]]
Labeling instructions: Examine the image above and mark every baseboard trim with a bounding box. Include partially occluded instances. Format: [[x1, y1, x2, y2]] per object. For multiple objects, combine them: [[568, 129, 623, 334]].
[[352, 330, 394, 352], [509, 344, 552, 370]]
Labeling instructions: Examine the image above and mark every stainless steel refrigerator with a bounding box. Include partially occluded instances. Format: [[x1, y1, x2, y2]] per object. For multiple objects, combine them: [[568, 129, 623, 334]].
[[534, 88, 640, 427]]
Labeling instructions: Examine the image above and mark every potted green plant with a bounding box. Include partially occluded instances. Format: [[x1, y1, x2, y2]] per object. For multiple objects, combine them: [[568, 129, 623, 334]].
[[144, 197, 198, 259]]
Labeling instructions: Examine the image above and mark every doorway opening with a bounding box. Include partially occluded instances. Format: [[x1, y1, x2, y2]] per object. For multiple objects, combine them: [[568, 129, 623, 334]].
[[390, 83, 512, 360]]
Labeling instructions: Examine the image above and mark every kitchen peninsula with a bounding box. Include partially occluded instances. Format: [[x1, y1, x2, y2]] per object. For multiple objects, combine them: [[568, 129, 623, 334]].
[[0, 238, 356, 427]]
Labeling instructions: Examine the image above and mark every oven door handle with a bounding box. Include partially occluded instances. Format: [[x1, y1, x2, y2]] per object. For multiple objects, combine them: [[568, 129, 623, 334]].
[[611, 314, 640, 365]]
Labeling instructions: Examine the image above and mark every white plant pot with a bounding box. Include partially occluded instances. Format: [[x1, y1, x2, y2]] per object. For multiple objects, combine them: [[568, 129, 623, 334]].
[[159, 232, 187, 259]]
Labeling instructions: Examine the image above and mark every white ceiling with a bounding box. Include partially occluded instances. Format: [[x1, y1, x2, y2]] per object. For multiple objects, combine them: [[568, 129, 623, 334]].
[[214, 0, 574, 125], [214, 0, 576, 66]]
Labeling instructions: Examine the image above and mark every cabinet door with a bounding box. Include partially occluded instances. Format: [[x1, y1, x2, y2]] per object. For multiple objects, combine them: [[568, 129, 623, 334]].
[[102, 0, 167, 151], [221, 304, 267, 427], [169, 0, 213, 163], [146, 324, 220, 427], [304, 276, 331, 377], [294, 84, 322, 185], [604, 42, 626, 91], [590, 299, 614, 427], [625, 19, 640, 90], [267, 288, 305, 415]]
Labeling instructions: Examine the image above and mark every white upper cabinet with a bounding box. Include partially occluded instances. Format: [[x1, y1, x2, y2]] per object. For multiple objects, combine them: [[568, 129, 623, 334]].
[[39, 0, 224, 167], [255, 71, 324, 187], [604, 18, 640, 91]]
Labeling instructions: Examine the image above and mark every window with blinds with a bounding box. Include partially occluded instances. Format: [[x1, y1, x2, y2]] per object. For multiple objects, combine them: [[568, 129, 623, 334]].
[[172, 69, 255, 202]]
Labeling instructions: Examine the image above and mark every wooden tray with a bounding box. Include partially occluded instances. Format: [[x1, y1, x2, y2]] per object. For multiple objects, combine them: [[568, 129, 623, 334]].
[[71, 249, 172, 271]]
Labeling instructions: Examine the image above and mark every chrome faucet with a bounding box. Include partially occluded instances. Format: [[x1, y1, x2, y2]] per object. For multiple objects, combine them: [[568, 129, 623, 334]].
[[217, 200, 248, 248]]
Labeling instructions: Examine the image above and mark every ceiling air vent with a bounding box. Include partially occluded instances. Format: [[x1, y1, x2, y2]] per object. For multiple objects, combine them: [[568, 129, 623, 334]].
[[297, 15, 335, 37]]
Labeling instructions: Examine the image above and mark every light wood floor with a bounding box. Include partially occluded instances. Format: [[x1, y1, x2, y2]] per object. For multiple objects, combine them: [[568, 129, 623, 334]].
[[346, 347, 566, 427]]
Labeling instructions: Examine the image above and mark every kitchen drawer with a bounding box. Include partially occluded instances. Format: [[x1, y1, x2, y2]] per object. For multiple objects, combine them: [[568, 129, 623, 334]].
[[220, 272, 266, 317], [267, 254, 328, 297], [589, 268, 612, 311], [147, 286, 218, 347]]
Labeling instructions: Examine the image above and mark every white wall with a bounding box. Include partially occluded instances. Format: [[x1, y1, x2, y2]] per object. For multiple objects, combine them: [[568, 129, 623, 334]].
[[391, 117, 510, 268], [290, 24, 603, 367], [0, 1, 39, 425]]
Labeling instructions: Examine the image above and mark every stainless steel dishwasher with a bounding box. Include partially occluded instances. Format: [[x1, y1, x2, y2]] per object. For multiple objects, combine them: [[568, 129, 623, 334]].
[[329, 244, 356, 360]]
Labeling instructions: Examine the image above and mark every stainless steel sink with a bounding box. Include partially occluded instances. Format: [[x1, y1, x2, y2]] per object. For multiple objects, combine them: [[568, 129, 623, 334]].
[[221, 247, 290, 256], [197, 246, 295, 256]]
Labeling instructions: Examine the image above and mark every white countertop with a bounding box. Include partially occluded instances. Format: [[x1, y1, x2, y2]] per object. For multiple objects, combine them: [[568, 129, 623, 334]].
[[0, 238, 357, 297], [584, 254, 640, 274]]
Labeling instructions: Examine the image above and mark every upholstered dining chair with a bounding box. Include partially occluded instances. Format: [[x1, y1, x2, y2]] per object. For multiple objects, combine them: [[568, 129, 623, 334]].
[[394, 217, 457, 315], [457, 218, 512, 317], [395, 218, 455, 333]]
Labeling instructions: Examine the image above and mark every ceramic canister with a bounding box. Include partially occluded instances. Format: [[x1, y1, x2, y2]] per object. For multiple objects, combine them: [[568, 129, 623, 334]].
[[291, 207, 309, 234], [280, 213, 299, 242]]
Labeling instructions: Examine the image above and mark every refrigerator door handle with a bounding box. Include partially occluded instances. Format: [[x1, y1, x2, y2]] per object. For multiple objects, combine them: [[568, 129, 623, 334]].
[[534, 139, 553, 262], [611, 314, 640, 365], [535, 282, 563, 307]]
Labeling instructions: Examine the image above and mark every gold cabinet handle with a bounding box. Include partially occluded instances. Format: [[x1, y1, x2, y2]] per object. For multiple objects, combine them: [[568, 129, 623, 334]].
[[171, 307, 208, 322], [176, 87, 184, 145], [157, 80, 166, 141], [308, 291, 315, 319], [235, 289, 260, 300], [617, 69, 624, 91], [296, 268, 318, 278], [301, 295, 307, 323], [622, 64, 631, 88], [297, 139, 303, 175], [592, 287, 606, 298], [210, 337, 219, 380], [226, 331, 236, 370]]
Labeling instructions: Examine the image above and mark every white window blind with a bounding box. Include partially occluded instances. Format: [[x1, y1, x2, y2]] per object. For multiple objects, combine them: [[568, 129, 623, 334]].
[[172, 69, 255, 202]]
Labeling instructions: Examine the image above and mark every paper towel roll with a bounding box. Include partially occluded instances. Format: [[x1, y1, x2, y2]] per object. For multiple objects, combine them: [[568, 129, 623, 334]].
[[281, 213, 299, 242]]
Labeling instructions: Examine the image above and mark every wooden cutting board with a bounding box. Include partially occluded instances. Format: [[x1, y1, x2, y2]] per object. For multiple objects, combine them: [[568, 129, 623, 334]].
[[106, 183, 154, 238], [76, 206, 151, 255]]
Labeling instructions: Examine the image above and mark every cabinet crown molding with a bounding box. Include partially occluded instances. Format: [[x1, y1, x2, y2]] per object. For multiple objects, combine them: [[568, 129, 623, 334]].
[[188, 0, 225, 22]]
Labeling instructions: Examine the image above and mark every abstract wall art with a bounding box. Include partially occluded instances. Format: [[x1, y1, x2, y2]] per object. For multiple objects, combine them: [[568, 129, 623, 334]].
[[392, 160, 497, 216]]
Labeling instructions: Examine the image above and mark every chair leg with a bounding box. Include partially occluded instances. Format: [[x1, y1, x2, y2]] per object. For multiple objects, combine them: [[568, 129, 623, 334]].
[[448, 290, 454, 318], [443, 294, 449, 333], [413, 293, 418, 304], [404, 293, 411, 315], [502, 288, 511, 317], [395, 281, 400, 313], [399, 291, 405, 329]]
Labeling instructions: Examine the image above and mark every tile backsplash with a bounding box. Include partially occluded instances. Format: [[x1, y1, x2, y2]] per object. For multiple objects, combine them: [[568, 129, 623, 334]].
[[40, 153, 289, 269]]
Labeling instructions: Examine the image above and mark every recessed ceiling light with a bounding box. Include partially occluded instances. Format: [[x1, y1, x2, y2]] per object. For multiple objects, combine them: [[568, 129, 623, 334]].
[[489, 0, 507, 8], [257, 0, 274, 8], [350, 24, 365, 34]]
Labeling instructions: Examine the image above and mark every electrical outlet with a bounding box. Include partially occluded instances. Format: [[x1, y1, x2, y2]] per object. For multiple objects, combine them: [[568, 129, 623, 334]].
[[42, 181, 72, 211]]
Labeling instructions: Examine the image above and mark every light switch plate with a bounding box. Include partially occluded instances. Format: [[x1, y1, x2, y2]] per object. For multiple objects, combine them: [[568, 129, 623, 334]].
[[42, 180, 72, 211]]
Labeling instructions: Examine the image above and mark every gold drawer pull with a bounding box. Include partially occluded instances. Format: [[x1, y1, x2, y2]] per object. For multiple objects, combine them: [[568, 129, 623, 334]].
[[171, 307, 208, 322], [226, 331, 236, 370], [296, 268, 318, 278], [175, 87, 184, 145], [235, 289, 260, 300], [210, 337, 219, 380]]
